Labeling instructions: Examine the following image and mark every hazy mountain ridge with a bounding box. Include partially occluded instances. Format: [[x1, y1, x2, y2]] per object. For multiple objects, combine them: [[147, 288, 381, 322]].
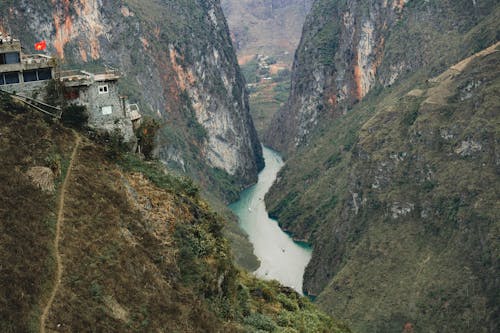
[[221, 0, 313, 64]]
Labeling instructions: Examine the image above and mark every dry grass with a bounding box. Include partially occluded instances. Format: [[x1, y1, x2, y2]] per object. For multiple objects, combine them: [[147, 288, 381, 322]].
[[0, 102, 74, 333], [0, 97, 344, 333]]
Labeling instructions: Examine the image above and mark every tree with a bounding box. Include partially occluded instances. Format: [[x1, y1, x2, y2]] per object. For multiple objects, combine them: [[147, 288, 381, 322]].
[[136, 117, 160, 159]]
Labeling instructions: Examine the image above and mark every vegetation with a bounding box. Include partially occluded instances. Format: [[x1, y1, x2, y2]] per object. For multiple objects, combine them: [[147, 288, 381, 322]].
[[240, 57, 292, 138], [135, 117, 160, 160], [0, 98, 75, 332], [266, 40, 500, 333], [60, 104, 88, 130], [0, 97, 347, 332]]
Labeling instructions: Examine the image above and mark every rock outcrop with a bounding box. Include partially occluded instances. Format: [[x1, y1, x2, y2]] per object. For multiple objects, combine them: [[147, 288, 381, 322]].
[[265, 0, 499, 154]]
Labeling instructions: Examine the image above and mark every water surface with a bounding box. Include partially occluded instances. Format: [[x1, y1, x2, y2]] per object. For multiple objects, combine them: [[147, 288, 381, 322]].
[[229, 147, 312, 294]]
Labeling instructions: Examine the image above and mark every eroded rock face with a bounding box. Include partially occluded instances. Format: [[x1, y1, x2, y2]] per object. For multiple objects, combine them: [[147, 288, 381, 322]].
[[3, 0, 263, 192], [264, 0, 496, 154], [265, 0, 406, 153]]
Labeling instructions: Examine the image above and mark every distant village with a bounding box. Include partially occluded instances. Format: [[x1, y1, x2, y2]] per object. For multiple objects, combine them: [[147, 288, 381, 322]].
[[0, 34, 141, 145]]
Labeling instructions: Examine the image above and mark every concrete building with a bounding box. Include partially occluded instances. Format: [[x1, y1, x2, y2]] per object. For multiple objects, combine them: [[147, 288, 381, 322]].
[[0, 36, 56, 98], [59, 69, 138, 143], [0, 35, 140, 145]]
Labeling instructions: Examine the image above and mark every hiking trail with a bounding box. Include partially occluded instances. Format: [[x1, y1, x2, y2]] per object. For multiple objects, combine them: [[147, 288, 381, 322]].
[[40, 134, 81, 333]]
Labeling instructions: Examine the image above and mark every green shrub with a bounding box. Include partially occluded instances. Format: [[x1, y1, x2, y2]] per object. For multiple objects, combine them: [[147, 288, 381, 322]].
[[61, 104, 88, 129], [243, 313, 277, 332]]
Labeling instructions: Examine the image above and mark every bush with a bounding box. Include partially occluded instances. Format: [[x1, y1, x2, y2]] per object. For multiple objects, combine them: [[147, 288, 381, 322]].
[[61, 104, 88, 129], [44, 79, 67, 107], [243, 313, 277, 332], [136, 117, 160, 159], [104, 129, 127, 161]]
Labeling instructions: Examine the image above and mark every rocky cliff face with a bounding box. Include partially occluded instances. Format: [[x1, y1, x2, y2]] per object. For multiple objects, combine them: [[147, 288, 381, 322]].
[[1, 0, 263, 199], [264, 1, 500, 332], [265, 0, 499, 153]]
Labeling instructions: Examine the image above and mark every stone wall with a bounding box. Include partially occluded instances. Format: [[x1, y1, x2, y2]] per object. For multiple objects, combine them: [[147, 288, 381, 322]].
[[75, 80, 136, 144]]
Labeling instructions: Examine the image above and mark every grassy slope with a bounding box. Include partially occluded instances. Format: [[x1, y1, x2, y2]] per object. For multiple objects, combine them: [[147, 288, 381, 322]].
[[266, 40, 500, 332], [0, 98, 348, 333]]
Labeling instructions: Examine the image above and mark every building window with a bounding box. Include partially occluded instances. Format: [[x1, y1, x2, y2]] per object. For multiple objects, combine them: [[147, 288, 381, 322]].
[[4, 72, 20, 84], [0, 52, 21, 65], [98, 85, 109, 94], [101, 106, 113, 115], [0, 75, 4, 85], [23, 70, 38, 82], [37, 68, 52, 81]]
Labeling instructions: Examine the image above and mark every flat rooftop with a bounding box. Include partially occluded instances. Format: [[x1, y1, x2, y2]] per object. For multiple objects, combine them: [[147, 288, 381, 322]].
[[0, 37, 21, 51], [58, 69, 121, 86]]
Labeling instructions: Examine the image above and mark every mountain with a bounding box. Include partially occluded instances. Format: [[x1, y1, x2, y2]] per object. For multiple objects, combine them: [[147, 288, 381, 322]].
[[264, 0, 500, 332], [0, 0, 263, 202], [221, 0, 313, 137], [265, 0, 499, 154], [0, 96, 349, 332], [221, 0, 313, 64]]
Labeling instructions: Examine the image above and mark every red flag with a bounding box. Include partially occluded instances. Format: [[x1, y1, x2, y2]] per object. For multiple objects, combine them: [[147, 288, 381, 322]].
[[34, 40, 47, 51]]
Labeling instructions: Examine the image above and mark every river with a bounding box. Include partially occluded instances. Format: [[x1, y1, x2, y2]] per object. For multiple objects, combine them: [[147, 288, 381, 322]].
[[229, 146, 312, 294]]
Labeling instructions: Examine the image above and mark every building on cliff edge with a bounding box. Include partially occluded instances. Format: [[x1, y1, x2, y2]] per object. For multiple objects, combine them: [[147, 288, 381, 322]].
[[0, 35, 141, 144]]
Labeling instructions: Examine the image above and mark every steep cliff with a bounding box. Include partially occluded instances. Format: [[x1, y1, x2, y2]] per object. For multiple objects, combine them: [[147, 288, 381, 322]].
[[0, 0, 263, 201], [265, 1, 500, 332], [0, 97, 348, 332], [265, 0, 499, 154]]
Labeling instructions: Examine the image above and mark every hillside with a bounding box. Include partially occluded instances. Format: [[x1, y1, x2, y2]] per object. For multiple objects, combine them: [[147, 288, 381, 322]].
[[265, 0, 500, 154], [0, 0, 263, 202], [0, 96, 349, 333], [264, 0, 500, 332]]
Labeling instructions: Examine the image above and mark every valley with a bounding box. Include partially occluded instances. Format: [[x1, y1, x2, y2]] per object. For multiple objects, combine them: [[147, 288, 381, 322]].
[[0, 0, 498, 332], [222, 0, 313, 137]]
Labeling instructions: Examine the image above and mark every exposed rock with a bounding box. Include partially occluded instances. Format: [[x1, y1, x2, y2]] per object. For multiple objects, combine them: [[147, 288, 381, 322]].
[[265, 1, 499, 154], [455, 138, 483, 156], [103, 296, 129, 322], [390, 202, 414, 219], [26, 166, 55, 192]]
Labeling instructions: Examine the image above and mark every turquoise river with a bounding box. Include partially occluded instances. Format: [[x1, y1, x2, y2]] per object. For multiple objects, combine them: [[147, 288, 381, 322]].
[[229, 146, 312, 294]]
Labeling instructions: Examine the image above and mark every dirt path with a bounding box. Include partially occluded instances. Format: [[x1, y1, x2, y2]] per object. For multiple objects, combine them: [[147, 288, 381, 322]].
[[40, 134, 81, 333]]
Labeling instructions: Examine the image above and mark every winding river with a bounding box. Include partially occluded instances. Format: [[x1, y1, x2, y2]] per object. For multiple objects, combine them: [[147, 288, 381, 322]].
[[229, 146, 312, 294]]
